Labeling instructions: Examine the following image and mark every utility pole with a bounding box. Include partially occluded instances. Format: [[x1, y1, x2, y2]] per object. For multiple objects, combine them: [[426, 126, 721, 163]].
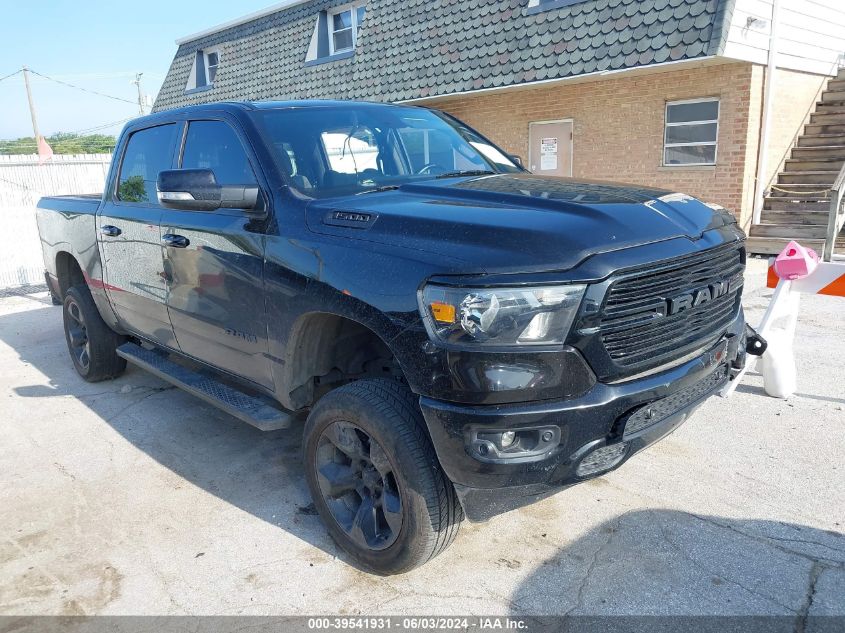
[[22, 66, 41, 142], [131, 73, 145, 115]]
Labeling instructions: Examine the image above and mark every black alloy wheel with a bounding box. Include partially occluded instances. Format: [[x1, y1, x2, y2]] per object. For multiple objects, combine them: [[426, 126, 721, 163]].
[[314, 420, 403, 550], [64, 294, 91, 372], [303, 379, 463, 574]]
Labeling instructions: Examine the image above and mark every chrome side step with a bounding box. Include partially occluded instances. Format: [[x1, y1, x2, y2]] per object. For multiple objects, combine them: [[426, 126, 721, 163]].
[[116, 342, 292, 431]]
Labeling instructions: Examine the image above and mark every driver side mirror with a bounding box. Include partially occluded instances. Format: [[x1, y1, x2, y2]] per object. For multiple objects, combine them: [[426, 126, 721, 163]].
[[157, 169, 262, 215], [509, 154, 524, 168]]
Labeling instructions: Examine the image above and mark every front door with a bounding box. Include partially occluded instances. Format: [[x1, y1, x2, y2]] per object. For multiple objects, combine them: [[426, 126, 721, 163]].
[[99, 123, 180, 347], [529, 120, 573, 177], [161, 118, 272, 388]]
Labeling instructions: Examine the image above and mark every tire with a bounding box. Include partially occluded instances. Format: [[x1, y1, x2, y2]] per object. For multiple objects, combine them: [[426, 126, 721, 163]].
[[62, 284, 126, 382], [303, 379, 463, 575]]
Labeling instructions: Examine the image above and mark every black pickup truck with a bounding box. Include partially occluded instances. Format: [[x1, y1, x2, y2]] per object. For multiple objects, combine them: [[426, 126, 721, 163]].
[[37, 100, 750, 574]]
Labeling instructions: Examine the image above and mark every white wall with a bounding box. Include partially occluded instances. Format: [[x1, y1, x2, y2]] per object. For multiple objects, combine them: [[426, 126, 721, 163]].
[[0, 154, 111, 288], [723, 0, 845, 76]]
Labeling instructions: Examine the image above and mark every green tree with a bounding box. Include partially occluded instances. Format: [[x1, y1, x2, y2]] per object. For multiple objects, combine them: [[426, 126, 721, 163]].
[[0, 132, 117, 155]]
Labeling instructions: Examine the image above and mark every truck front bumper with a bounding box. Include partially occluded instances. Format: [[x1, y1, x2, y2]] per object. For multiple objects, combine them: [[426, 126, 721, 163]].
[[419, 311, 746, 522]]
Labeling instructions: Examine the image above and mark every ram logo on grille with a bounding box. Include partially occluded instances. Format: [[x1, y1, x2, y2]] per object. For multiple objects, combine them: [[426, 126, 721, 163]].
[[666, 277, 738, 316]]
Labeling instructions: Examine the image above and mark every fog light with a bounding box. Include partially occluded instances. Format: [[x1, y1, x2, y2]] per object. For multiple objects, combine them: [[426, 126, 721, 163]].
[[470, 426, 561, 463], [576, 442, 628, 477]]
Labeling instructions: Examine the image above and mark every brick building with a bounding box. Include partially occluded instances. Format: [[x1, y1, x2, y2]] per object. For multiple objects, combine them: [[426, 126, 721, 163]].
[[154, 0, 845, 253]]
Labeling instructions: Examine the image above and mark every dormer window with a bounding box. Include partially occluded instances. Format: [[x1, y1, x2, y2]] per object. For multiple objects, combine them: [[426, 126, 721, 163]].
[[328, 5, 365, 55], [185, 48, 220, 92], [305, 3, 367, 66], [205, 51, 219, 84], [526, 0, 587, 13]]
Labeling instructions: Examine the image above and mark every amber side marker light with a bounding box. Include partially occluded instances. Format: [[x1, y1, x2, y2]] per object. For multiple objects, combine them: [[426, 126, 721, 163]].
[[430, 301, 456, 324]]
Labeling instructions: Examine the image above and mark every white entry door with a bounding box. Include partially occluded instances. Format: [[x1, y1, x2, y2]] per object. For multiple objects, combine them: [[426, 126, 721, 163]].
[[529, 120, 573, 177]]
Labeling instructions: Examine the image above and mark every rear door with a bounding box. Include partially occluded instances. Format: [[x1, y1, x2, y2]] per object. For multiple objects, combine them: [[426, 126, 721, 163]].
[[160, 118, 272, 388], [99, 123, 180, 347], [528, 120, 573, 177]]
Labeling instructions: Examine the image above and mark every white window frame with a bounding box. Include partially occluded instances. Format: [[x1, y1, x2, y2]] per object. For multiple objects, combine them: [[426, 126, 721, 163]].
[[204, 49, 220, 85], [328, 4, 365, 55], [185, 47, 221, 92], [663, 97, 719, 167]]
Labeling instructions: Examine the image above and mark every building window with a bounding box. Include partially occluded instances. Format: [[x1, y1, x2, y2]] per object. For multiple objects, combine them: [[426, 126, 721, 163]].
[[663, 98, 719, 166], [328, 5, 365, 55], [205, 51, 219, 84], [185, 48, 221, 92], [526, 0, 587, 13]]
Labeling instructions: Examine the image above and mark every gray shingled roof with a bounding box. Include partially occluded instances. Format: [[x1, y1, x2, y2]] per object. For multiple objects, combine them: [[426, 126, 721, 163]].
[[153, 0, 734, 112]]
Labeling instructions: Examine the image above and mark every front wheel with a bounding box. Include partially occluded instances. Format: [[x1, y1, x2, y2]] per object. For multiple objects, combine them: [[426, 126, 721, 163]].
[[62, 284, 126, 382], [303, 379, 463, 575]]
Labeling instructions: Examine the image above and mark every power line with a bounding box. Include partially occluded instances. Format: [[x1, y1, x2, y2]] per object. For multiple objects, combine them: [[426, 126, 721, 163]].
[[26, 68, 138, 106], [0, 117, 132, 147], [0, 69, 22, 83], [72, 117, 134, 135]]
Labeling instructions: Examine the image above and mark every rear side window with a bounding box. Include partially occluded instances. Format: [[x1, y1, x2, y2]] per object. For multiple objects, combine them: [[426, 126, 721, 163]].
[[181, 120, 257, 185], [117, 124, 179, 203]]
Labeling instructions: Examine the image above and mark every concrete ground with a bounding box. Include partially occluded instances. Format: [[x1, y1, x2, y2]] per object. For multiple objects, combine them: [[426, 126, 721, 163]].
[[0, 258, 843, 619]]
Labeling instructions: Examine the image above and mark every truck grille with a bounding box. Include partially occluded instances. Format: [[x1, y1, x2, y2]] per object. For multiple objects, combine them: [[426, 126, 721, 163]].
[[599, 244, 744, 369]]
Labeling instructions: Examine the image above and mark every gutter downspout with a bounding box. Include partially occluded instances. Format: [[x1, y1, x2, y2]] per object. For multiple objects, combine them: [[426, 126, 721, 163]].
[[752, 0, 782, 226]]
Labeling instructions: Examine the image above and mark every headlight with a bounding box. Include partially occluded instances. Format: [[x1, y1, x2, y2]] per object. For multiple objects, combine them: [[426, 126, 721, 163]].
[[419, 284, 586, 347]]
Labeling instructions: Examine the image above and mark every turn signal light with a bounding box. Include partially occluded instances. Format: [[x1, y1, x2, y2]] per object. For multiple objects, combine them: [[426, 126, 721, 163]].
[[430, 301, 456, 324]]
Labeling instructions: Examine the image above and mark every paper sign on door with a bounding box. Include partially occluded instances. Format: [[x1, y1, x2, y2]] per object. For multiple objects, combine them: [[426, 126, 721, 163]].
[[540, 137, 558, 171]]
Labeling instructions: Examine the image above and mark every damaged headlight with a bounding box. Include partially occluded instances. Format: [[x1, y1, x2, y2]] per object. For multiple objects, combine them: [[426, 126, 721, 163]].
[[419, 284, 586, 347]]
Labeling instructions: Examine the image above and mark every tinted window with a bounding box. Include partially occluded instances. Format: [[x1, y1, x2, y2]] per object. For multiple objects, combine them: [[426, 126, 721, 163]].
[[666, 100, 719, 124], [181, 120, 257, 185], [117, 124, 178, 203]]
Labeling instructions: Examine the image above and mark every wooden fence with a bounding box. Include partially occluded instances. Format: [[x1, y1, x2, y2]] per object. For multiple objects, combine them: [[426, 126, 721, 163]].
[[0, 154, 111, 288]]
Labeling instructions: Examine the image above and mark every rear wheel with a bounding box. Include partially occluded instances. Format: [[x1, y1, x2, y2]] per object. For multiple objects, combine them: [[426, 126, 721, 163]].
[[62, 284, 126, 382], [303, 379, 463, 575]]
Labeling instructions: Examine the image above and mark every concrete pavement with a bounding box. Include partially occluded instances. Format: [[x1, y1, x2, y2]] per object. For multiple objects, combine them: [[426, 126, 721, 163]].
[[0, 258, 843, 618]]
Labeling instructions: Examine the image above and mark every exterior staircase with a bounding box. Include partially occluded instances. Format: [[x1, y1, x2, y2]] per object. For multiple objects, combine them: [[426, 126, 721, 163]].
[[747, 68, 845, 256]]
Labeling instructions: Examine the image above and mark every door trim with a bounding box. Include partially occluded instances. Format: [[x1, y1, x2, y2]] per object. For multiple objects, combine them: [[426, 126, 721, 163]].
[[529, 119, 574, 177]]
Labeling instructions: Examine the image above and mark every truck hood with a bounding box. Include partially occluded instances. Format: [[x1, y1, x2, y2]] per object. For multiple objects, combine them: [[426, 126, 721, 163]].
[[305, 173, 736, 274]]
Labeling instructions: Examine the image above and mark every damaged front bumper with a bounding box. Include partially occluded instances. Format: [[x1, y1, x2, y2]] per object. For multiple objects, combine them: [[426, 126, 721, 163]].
[[419, 311, 747, 522]]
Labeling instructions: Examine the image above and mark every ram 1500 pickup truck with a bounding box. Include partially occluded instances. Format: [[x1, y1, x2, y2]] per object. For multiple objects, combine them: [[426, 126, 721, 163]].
[[37, 100, 752, 574]]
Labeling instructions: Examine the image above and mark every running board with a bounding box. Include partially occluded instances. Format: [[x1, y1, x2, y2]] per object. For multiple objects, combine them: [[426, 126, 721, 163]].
[[116, 342, 293, 431]]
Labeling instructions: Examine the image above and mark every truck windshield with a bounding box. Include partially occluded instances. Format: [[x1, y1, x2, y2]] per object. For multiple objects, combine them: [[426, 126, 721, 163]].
[[253, 105, 522, 199]]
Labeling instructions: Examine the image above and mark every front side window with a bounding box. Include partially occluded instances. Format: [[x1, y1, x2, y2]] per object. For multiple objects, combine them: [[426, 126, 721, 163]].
[[254, 105, 521, 199], [116, 124, 179, 203], [664, 98, 719, 166], [181, 120, 257, 186], [329, 5, 365, 54]]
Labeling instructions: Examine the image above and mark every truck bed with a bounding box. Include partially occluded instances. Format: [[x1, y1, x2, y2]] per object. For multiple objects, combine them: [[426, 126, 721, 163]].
[[36, 194, 103, 289], [37, 194, 102, 214]]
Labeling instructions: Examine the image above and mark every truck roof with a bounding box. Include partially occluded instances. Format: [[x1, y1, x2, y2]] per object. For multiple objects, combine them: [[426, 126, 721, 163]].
[[140, 100, 418, 124]]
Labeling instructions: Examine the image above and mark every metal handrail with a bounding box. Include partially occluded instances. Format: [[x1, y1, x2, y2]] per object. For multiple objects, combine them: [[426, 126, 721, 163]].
[[823, 161, 845, 261]]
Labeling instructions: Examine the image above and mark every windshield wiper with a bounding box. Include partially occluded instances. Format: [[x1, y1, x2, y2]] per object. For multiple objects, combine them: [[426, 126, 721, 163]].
[[356, 184, 401, 195], [434, 170, 496, 179]]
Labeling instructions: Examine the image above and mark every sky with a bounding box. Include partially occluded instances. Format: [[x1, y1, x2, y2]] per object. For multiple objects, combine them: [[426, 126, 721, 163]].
[[0, 0, 275, 141]]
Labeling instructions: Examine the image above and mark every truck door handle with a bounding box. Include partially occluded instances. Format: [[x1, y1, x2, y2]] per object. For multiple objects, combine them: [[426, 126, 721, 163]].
[[162, 234, 190, 248], [100, 225, 122, 237]]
